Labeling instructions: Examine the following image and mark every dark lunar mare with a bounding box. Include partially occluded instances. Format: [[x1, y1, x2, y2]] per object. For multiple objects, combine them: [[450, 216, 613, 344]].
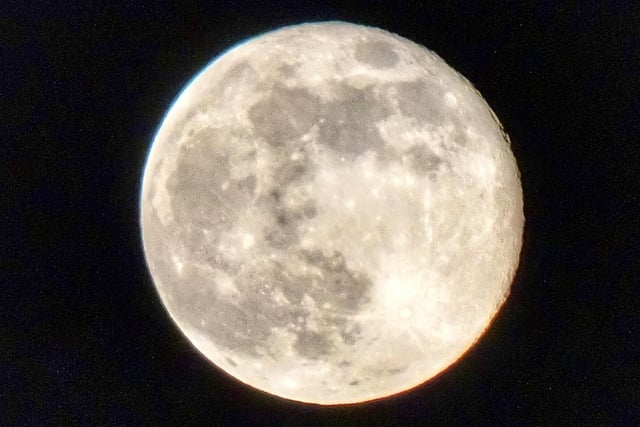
[[353, 40, 400, 69], [188, 249, 374, 360]]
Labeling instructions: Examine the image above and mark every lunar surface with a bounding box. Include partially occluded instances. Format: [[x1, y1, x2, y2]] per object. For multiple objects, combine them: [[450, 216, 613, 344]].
[[140, 22, 524, 405]]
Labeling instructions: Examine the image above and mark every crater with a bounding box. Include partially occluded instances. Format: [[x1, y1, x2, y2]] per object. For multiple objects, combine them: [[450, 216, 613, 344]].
[[354, 40, 400, 68]]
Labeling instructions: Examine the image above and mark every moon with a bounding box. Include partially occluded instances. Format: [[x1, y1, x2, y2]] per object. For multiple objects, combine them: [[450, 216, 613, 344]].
[[140, 21, 524, 405]]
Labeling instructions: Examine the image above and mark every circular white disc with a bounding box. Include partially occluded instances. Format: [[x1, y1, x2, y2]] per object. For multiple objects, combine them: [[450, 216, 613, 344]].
[[140, 21, 524, 405]]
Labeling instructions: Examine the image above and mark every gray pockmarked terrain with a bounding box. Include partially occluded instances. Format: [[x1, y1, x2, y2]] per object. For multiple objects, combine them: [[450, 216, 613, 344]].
[[140, 22, 524, 404]]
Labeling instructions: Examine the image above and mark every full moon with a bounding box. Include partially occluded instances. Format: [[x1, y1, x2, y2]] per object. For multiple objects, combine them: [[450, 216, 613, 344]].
[[140, 22, 524, 405]]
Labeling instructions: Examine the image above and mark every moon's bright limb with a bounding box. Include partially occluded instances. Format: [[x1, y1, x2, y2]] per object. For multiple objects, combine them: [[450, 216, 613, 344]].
[[140, 21, 524, 405]]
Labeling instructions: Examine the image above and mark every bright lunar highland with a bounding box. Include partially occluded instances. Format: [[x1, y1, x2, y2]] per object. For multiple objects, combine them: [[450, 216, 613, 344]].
[[140, 22, 524, 405]]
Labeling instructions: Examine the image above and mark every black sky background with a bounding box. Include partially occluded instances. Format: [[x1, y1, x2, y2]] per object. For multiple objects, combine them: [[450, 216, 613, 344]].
[[4, 1, 640, 425]]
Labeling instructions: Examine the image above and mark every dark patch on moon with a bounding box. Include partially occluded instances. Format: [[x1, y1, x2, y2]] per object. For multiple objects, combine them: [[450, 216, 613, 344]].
[[258, 140, 318, 251], [264, 224, 300, 250], [302, 199, 317, 218], [263, 261, 309, 308], [236, 174, 257, 193], [396, 80, 447, 125], [186, 261, 305, 358], [260, 190, 309, 251], [340, 322, 362, 345], [354, 40, 400, 68], [166, 267, 220, 315], [225, 357, 238, 367], [405, 144, 443, 175], [185, 247, 373, 360], [218, 61, 253, 91], [202, 298, 275, 358], [248, 77, 393, 161], [317, 84, 391, 158], [349, 380, 360, 386], [165, 127, 257, 260], [273, 158, 309, 185], [293, 330, 334, 359], [388, 367, 407, 375], [248, 84, 319, 147], [287, 250, 372, 359], [277, 62, 298, 78], [266, 188, 282, 203], [302, 249, 373, 313], [453, 128, 469, 147]]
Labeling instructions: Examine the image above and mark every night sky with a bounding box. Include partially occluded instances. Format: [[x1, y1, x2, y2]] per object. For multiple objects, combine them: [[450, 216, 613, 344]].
[[5, 1, 640, 425]]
